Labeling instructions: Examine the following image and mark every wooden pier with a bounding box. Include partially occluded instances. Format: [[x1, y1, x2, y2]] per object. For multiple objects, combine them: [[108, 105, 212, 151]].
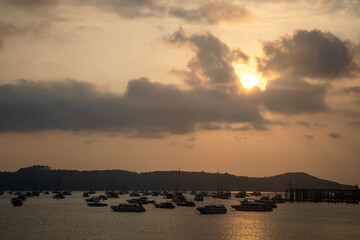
[[286, 186, 360, 203]]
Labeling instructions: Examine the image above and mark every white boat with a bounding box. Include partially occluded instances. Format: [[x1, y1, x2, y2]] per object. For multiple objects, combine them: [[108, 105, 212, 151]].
[[111, 203, 146, 212], [196, 204, 227, 214]]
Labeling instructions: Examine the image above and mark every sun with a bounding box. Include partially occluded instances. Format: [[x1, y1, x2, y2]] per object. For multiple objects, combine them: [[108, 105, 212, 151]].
[[232, 61, 266, 90], [240, 74, 259, 89]]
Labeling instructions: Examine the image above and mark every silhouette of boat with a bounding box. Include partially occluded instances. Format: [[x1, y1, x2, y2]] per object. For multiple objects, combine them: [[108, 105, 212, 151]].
[[11, 198, 23, 206], [85, 197, 101, 202], [176, 201, 196, 207], [53, 192, 65, 199], [194, 194, 204, 201], [87, 202, 108, 207], [250, 191, 262, 196], [127, 197, 154, 204], [154, 202, 175, 209], [151, 191, 160, 196], [130, 191, 141, 197], [254, 196, 278, 208], [235, 191, 247, 198], [111, 203, 145, 212], [197, 204, 227, 214], [231, 200, 273, 212]]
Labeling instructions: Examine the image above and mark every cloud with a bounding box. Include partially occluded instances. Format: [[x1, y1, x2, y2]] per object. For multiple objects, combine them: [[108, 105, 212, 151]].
[[328, 132, 341, 139], [0, 0, 59, 8], [341, 86, 360, 95], [262, 77, 328, 114], [198, 123, 223, 131], [79, 0, 165, 19], [0, 21, 27, 49], [165, 27, 249, 92], [169, 2, 251, 25], [0, 78, 265, 137], [257, 29, 359, 80], [0, 18, 51, 50], [297, 121, 310, 126]]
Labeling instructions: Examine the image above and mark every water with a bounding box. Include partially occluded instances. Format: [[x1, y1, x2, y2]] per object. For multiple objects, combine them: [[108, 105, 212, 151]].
[[1, 192, 359, 240]]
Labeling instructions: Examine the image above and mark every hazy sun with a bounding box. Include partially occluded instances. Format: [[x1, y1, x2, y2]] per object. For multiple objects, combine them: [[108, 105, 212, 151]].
[[241, 74, 259, 89], [232, 61, 266, 91]]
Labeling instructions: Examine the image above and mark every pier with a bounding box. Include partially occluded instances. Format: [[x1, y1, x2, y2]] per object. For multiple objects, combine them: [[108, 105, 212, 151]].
[[286, 186, 360, 204]]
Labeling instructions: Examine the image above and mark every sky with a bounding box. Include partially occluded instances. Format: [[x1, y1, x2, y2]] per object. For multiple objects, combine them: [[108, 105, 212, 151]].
[[0, 0, 359, 185]]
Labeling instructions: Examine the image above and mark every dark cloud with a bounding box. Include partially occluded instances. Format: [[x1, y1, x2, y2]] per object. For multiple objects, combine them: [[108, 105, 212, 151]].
[[328, 132, 341, 139], [297, 121, 310, 126], [341, 86, 360, 95], [165, 27, 249, 92], [262, 77, 328, 114], [0, 78, 265, 137], [257, 29, 359, 80], [198, 123, 223, 131], [0, 0, 59, 8], [350, 121, 360, 126], [169, 2, 251, 25]]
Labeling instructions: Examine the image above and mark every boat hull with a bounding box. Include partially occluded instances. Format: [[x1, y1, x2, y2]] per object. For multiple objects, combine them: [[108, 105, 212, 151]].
[[231, 205, 273, 212], [111, 204, 146, 212]]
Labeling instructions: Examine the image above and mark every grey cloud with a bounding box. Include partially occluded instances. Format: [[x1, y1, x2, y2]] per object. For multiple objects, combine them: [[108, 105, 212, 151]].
[[0, 78, 265, 137], [297, 121, 310, 126], [262, 77, 328, 114], [350, 121, 360, 126], [198, 123, 223, 131], [328, 132, 341, 139], [341, 86, 360, 95], [165, 27, 249, 92], [169, 2, 251, 25], [257, 29, 359, 80], [0, 0, 59, 8]]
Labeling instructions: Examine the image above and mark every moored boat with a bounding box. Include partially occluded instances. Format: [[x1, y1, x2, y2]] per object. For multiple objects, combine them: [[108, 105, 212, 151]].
[[231, 200, 273, 212], [127, 197, 154, 204], [87, 202, 108, 207], [197, 204, 227, 214], [176, 201, 196, 207], [53, 192, 65, 199], [154, 202, 175, 209], [194, 194, 204, 201], [111, 203, 145, 212], [11, 198, 23, 206]]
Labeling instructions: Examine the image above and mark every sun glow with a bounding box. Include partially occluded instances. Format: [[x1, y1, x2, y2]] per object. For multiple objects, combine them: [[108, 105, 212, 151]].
[[241, 74, 259, 89], [232, 62, 267, 90]]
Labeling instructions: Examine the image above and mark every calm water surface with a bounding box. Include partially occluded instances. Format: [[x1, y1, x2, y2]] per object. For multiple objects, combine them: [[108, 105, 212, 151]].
[[1, 192, 359, 240]]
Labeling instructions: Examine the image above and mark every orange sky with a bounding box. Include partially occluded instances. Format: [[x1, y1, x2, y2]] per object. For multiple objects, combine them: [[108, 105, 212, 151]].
[[0, 0, 359, 185]]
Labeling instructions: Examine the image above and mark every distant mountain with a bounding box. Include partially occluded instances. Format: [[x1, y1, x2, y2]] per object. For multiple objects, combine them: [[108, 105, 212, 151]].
[[0, 165, 355, 191]]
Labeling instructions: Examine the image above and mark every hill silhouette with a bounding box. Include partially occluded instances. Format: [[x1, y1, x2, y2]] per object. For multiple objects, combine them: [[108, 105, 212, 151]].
[[0, 165, 355, 191]]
